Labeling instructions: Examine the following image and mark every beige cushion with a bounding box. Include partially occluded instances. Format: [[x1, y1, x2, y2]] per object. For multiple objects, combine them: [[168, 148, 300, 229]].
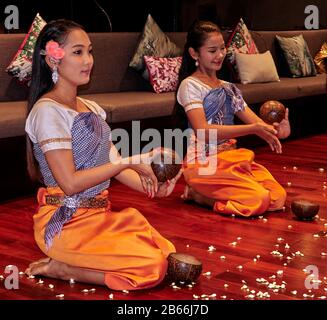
[[235, 51, 280, 84]]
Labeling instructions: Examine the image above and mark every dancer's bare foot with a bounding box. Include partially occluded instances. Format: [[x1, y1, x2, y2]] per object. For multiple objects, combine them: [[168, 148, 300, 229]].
[[181, 185, 195, 201], [25, 257, 105, 285], [181, 185, 215, 208], [25, 257, 67, 280]]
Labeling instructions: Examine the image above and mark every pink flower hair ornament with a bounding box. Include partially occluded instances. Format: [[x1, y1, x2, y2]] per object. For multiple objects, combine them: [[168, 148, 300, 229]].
[[40, 40, 65, 84], [40, 40, 65, 62]]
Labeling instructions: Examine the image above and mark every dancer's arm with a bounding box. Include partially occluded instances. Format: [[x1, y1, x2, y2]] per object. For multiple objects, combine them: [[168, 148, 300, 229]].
[[236, 105, 290, 139], [110, 143, 182, 198], [109, 143, 158, 198], [45, 149, 128, 195], [186, 107, 282, 153], [236, 105, 265, 124], [45, 145, 157, 196]]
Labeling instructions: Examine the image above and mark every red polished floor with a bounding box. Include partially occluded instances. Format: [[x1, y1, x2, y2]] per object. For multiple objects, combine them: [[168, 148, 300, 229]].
[[0, 134, 326, 300]]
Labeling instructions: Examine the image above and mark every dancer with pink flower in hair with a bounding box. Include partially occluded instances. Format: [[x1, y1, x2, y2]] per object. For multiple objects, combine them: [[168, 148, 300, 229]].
[[25, 19, 181, 290]]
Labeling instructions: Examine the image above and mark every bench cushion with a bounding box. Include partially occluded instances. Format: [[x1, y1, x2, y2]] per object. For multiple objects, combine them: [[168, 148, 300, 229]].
[[81, 91, 176, 123], [237, 74, 327, 104], [0, 101, 27, 138], [0, 93, 176, 138]]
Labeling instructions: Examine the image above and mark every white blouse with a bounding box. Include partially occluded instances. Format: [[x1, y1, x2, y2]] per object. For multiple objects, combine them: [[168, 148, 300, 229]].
[[25, 97, 106, 153], [177, 76, 214, 113], [177, 77, 247, 115], [176, 77, 246, 163]]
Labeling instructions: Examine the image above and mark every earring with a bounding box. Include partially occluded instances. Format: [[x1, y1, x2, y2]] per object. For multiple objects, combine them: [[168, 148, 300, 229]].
[[195, 60, 199, 67], [52, 65, 59, 84]]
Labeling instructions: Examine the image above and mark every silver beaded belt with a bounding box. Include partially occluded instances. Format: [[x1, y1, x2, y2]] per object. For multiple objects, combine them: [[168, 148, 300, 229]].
[[45, 195, 108, 208]]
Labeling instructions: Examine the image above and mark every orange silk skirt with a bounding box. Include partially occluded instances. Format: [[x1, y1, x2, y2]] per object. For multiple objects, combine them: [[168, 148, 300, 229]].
[[33, 187, 176, 291], [183, 148, 286, 217]]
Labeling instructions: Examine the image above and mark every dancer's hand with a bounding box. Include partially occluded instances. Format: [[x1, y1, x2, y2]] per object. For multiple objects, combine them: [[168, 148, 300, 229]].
[[128, 153, 158, 198], [253, 122, 282, 153], [155, 169, 183, 198], [273, 108, 290, 139]]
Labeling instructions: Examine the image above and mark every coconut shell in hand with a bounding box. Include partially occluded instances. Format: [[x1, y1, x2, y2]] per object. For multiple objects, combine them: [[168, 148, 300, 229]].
[[259, 100, 286, 124], [167, 253, 202, 284], [151, 148, 182, 183]]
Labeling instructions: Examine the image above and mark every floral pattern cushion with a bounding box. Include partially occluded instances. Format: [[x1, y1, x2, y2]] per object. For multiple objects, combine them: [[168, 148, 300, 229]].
[[144, 55, 182, 93], [276, 34, 317, 77], [314, 42, 327, 74], [129, 14, 182, 80], [226, 18, 259, 82], [6, 13, 46, 84]]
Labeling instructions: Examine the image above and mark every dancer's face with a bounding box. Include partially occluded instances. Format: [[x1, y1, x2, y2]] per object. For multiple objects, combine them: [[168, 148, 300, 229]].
[[194, 31, 226, 72], [57, 29, 94, 87]]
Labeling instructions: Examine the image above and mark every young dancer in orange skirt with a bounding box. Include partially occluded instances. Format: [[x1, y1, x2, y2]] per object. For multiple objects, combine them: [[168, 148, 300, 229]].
[[25, 19, 180, 290], [174, 21, 290, 217]]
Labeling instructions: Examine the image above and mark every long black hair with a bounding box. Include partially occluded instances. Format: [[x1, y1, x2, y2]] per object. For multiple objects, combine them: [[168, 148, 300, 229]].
[[172, 20, 221, 130], [26, 19, 84, 181]]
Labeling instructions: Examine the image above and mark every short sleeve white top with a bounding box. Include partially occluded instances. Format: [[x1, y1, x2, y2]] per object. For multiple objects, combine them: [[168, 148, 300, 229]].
[[25, 97, 106, 153]]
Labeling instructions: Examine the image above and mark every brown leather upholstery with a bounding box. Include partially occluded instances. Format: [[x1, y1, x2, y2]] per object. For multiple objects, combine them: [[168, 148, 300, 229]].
[[0, 30, 326, 139]]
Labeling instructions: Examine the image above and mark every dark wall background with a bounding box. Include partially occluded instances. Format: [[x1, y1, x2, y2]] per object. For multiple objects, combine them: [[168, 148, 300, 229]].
[[1, 0, 326, 33], [0, 0, 181, 32], [198, 0, 327, 31]]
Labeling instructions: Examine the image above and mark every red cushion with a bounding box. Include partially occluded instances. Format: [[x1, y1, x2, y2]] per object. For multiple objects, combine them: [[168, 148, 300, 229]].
[[144, 56, 182, 93], [226, 18, 259, 82], [6, 13, 46, 84]]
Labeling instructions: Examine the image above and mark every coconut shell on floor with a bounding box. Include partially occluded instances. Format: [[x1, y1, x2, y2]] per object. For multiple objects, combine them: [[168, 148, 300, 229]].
[[151, 148, 182, 183], [167, 253, 202, 284], [291, 199, 320, 220], [259, 100, 286, 124]]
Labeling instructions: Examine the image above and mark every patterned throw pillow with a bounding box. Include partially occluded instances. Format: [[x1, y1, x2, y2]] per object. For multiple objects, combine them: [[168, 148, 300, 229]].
[[6, 13, 46, 84], [144, 56, 182, 93], [129, 14, 182, 80], [226, 18, 259, 82], [314, 42, 327, 74], [276, 34, 317, 77]]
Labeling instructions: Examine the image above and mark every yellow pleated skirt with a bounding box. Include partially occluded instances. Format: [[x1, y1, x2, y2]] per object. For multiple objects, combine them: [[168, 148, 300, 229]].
[[33, 187, 176, 290], [183, 148, 286, 217]]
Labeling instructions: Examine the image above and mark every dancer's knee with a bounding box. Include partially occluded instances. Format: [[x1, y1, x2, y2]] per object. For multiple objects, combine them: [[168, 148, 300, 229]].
[[271, 185, 287, 210], [253, 188, 271, 215]]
